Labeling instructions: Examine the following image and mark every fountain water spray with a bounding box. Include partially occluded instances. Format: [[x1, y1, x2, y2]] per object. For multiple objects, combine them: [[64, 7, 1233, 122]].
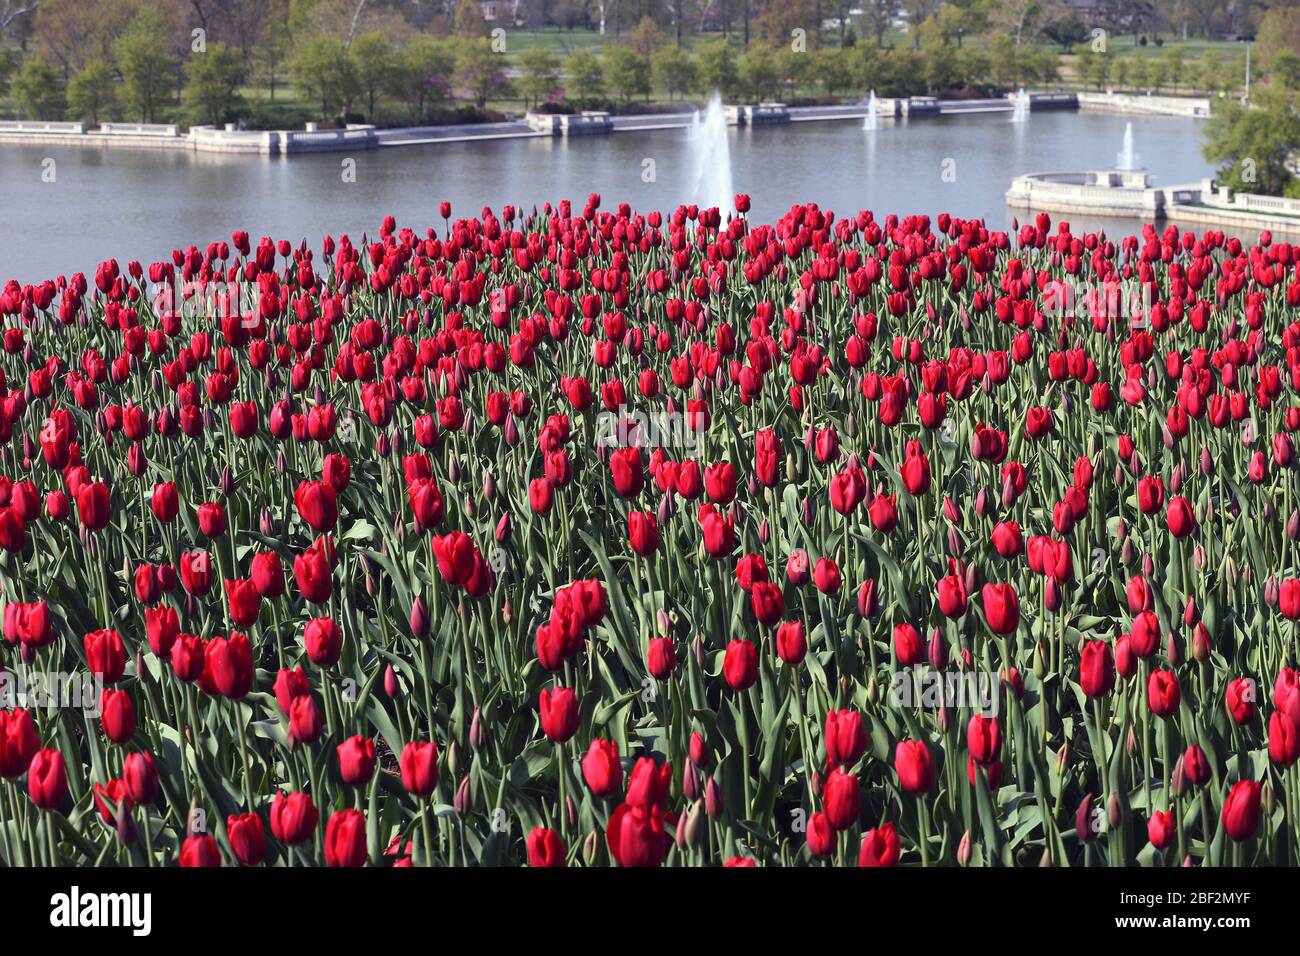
[[1116, 121, 1141, 170], [1011, 88, 1029, 123], [688, 91, 734, 216], [862, 90, 879, 131]]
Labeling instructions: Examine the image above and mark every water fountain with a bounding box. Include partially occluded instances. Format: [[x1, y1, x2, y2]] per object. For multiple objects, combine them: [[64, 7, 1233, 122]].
[[688, 91, 734, 216], [862, 90, 879, 131], [1011, 88, 1029, 123], [1116, 121, 1141, 170]]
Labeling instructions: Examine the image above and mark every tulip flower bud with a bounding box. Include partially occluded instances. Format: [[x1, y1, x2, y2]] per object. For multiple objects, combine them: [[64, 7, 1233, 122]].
[[1289, 511, 1300, 542], [1171, 756, 1187, 797], [581, 829, 599, 865], [410, 597, 429, 637], [1200, 446, 1214, 476], [1055, 741, 1069, 774], [469, 707, 484, 751], [454, 775, 471, 816], [856, 578, 878, 618], [801, 496, 813, 525], [1126, 724, 1138, 756], [974, 487, 989, 517], [1045, 575, 1062, 612], [657, 494, 673, 525], [692, 633, 705, 667], [1107, 791, 1122, 830], [705, 776, 724, 818], [504, 416, 519, 446], [682, 761, 701, 801], [1262, 781, 1276, 815], [785, 455, 798, 482], [948, 527, 963, 558], [685, 801, 707, 847], [116, 799, 137, 846], [1191, 622, 1211, 661], [447, 741, 460, 781], [1033, 642, 1047, 679], [276, 450, 287, 473], [866, 676, 878, 704], [1075, 793, 1096, 842], [957, 830, 972, 865], [1166, 631, 1181, 667], [384, 664, 400, 698], [259, 509, 274, 535], [927, 629, 947, 670], [937, 698, 949, 732]]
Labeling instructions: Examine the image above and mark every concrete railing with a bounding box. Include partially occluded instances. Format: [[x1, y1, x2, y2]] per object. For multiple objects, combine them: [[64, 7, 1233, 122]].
[[0, 120, 85, 134], [281, 125, 378, 152], [99, 122, 181, 137], [1205, 183, 1300, 216], [189, 125, 280, 154], [525, 111, 612, 136], [726, 102, 790, 126], [1078, 91, 1210, 118]]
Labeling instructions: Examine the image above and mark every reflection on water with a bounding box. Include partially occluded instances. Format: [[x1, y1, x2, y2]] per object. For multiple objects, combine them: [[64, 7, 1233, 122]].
[[0, 111, 1212, 282]]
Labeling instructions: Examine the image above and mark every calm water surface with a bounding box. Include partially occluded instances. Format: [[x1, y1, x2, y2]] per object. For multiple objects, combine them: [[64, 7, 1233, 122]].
[[0, 111, 1213, 283]]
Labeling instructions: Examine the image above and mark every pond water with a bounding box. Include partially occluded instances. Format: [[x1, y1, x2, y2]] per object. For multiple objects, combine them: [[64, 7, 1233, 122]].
[[0, 110, 1214, 283]]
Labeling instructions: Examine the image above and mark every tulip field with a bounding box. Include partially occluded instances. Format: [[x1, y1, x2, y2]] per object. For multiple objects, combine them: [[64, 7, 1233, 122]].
[[1, 197, 1299, 869]]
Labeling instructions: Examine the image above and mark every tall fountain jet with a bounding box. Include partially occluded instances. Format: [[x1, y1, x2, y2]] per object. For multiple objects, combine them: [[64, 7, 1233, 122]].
[[1116, 121, 1141, 170], [1012, 88, 1029, 123], [862, 90, 879, 131], [689, 91, 734, 216]]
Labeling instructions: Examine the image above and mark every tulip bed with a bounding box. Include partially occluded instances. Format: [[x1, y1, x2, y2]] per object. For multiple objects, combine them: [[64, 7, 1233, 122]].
[[0, 197, 1298, 868]]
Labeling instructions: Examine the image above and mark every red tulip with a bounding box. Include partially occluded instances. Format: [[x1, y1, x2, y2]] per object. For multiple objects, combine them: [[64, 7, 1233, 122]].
[[527, 827, 566, 867], [539, 686, 579, 742], [582, 738, 622, 797], [180, 834, 222, 867], [400, 741, 440, 795], [894, 739, 935, 794], [859, 822, 900, 867], [325, 808, 368, 866], [1220, 780, 1262, 842], [27, 748, 67, 810], [337, 735, 376, 785], [271, 791, 319, 845], [723, 638, 758, 690]]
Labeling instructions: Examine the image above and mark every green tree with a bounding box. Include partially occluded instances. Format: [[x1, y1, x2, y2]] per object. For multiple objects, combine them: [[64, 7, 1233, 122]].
[[114, 10, 177, 123], [66, 61, 117, 126], [812, 47, 856, 97], [457, 38, 512, 109], [738, 43, 779, 103], [604, 46, 650, 104], [652, 45, 695, 101], [452, 0, 488, 38], [567, 49, 604, 107], [696, 39, 738, 99], [182, 42, 247, 126], [777, 46, 812, 100], [290, 34, 359, 119], [351, 32, 397, 122], [1162, 47, 1184, 92], [389, 36, 456, 123], [11, 56, 66, 120], [518, 47, 562, 108], [1202, 83, 1300, 196]]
